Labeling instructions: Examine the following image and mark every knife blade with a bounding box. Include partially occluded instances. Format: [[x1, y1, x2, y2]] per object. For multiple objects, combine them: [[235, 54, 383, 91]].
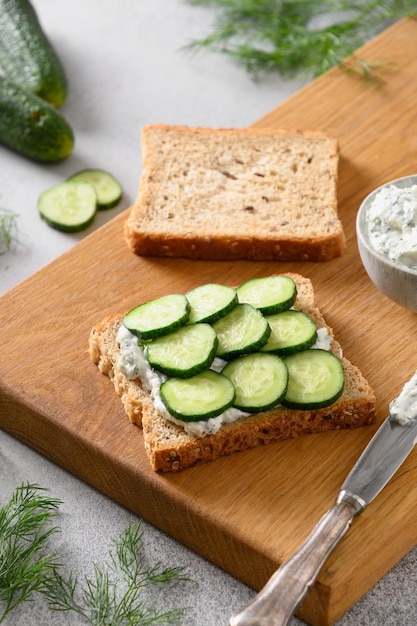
[[229, 370, 417, 626]]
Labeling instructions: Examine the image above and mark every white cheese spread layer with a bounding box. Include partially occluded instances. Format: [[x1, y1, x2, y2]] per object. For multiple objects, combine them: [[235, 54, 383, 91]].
[[365, 184, 417, 269], [116, 323, 334, 437], [389, 370, 417, 426]]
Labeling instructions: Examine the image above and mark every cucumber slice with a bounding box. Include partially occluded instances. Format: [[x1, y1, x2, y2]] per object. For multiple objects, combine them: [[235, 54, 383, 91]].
[[123, 294, 190, 341], [160, 370, 236, 422], [282, 349, 344, 410], [262, 310, 317, 356], [222, 353, 288, 413], [237, 275, 297, 314], [38, 180, 97, 232], [213, 303, 271, 360], [67, 169, 122, 209], [186, 283, 238, 324], [146, 323, 218, 378]]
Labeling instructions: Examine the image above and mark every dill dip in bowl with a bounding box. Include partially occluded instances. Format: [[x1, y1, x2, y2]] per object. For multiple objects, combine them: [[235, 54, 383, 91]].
[[356, 174, 417, 312]]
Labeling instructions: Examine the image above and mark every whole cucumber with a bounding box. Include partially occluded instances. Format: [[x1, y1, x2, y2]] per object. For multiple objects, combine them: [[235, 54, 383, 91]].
[[0, 0, 67, 108], [0, 76, 74, 162]]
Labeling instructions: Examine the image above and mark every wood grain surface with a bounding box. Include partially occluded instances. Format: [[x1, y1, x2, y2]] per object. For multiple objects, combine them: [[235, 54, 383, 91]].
[[2, 18, 417, 626]]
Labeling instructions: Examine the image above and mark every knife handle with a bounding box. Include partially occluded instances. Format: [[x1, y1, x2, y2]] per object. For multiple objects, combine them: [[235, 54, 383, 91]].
[[228, 500, 357, 626]]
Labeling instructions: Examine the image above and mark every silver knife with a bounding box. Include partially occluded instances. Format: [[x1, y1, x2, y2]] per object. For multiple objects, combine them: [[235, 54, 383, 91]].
[[229, 370, 417, 626]]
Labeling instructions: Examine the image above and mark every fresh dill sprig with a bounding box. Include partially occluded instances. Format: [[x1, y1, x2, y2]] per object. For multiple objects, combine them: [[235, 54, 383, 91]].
[[43, 522, 191, 625], [0, 483, 62, 622], [0, 209, 19, 255], [339, 54, 396, 82], [0, 485, 191, 625], [186, 0, 417, 78]]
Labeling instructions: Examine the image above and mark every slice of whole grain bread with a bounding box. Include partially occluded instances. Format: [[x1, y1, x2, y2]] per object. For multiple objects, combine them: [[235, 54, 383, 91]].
[[88, 274, 376, 472], [124, 125, 345, 262]]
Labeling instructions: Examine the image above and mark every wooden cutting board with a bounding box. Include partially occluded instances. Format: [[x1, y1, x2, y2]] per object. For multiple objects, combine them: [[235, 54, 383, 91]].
[[2, 18, 417, 625]]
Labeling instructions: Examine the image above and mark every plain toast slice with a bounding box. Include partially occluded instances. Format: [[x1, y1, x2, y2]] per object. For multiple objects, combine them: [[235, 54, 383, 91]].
[[125, 125, 345, 262]]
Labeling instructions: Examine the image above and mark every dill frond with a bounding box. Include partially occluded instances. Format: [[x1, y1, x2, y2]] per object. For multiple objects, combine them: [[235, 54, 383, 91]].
[[0, 483, 62, 622], [0, 209, 19, 254], [186, 0, 417, 78], [44, 521, 191, 625]]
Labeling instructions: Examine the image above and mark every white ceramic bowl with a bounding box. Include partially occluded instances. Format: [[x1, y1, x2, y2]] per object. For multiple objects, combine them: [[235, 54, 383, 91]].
[[356, 174, 417, 312]]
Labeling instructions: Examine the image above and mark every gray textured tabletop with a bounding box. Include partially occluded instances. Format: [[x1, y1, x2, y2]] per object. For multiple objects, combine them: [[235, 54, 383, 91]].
[[1, 2, 416, 625]]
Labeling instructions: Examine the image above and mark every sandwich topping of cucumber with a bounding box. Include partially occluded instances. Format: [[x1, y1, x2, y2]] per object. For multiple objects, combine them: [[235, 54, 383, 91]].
[[116, 276, 344, 437]]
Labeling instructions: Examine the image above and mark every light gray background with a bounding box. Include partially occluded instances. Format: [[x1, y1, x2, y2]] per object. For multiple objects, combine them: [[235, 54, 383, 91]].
[[1, 2, 416, 624]]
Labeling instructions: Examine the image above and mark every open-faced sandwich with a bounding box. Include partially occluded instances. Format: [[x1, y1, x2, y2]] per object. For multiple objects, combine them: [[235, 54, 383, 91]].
[[89, 274, 376, 472]]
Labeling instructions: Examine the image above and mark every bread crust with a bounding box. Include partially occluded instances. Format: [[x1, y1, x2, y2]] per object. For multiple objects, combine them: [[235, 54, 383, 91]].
[[124, 124, 346, 262], [89, 273, 376, 472]]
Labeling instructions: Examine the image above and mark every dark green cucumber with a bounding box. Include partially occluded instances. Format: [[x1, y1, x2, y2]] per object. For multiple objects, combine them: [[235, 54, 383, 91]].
[[222, 353, 288, 413], [160, 370, 236, 422], [67, 169, 123, 210], [212, 303, 271, 360], [146, 323, 218, 378], [38, 180, 97, 233], [262, 310, 317, 356], [186, 283, 238, 324], [237, 275, 297, 314], [0, 0, 67, 107], [123, 294, 190, 341], [0, 76, 73, 161], [282, 349, 344, 410]]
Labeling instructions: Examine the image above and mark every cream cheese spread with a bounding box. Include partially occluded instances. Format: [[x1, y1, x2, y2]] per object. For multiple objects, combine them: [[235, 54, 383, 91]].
[[315, 326, 334, 352], [116, 323, 334, 437], [116, 324, 247, 436], [366, 184, 417, 269], [389, 370, 417, 426]]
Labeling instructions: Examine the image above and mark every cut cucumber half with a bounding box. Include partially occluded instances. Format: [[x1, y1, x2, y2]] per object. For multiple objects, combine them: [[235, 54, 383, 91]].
[[237, 275, 297, 314], [146, 323, 217, 378], [186, 283, 238, 324], [67, 169, 122, 209], [222, 353, 288, 413], [38, 180, 97, 232], [123, 294, 190, 341], [213, 303, 271, 360], [160, 370, 236, 422], [262, 310, 317, 356], [282, 349, 344, 410]]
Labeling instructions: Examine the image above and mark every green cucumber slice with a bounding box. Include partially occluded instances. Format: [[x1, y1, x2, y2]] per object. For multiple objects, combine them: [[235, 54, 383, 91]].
[[146, 323, 217, 378], [282, 349, 344, 410], [67, 169, 122, 209], [236, 275, 297, 314], [186, 283, 238, 324], [262, 310, 317, 356], [38, 180, 97, 232], [160, 370, 236, 421], [213, 303, 271, 360], [222, 353, 288, 413], [123, 294, 190, 341]]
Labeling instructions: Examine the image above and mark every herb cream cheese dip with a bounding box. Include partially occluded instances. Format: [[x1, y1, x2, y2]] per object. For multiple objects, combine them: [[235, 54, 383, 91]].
[[366, 184, 417, 269], [389, 370, 417, 426]]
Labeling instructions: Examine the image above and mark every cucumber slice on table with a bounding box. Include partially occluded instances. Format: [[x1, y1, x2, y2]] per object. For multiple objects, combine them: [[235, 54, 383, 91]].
[[123, 294, 190, 341], [186, 283, 238, 324], [282, 349, 344, 410], [147, 323, 218, 378], [67, 169, 122, 209], [262, 310, 317, 356], [160, 370, 236, 421], [237, 275, 297, 314], [213, 303, 271, 360], [38, 180, 97, 232], [222, 353, 288, 413]]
